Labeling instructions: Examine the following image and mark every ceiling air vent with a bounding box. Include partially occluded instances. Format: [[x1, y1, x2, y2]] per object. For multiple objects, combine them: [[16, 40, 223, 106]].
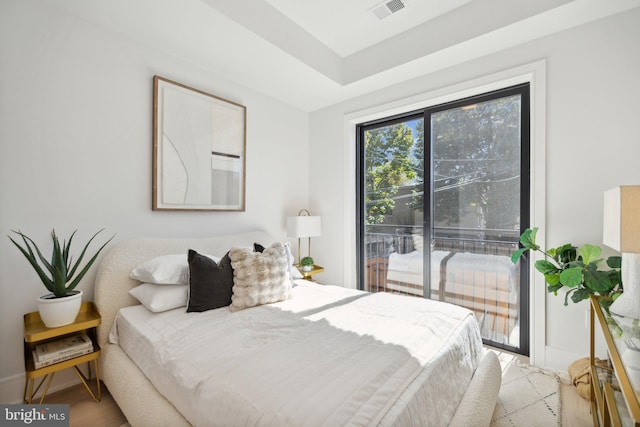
[[370, 0, 406, 20]]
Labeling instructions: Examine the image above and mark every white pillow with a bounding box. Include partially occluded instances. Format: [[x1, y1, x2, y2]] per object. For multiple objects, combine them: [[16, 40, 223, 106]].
[[130, 253, 220, 285], [129, 283, 188, 312], [229, 242, 291, 311]]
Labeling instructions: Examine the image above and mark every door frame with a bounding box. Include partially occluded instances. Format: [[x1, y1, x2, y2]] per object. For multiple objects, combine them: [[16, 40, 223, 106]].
[[346, 60, 546, 364], [356, 83, 530, 355]]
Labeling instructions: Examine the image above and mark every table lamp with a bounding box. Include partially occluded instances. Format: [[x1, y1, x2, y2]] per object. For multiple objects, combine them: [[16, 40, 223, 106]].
[[286, 209, 322, 263], [603, 185, 640, 319]]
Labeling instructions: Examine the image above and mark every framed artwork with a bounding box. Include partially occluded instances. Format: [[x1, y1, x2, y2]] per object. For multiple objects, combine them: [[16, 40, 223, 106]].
[[152, 76, 246, 211]]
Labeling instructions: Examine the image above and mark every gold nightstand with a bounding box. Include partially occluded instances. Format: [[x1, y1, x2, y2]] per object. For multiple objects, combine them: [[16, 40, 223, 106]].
[[298, 264, 324, 281], [23, 302, 102, 404]]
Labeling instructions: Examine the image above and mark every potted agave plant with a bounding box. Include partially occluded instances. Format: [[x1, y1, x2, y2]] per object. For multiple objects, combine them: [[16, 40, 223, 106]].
[[9, 229, 114, 327]]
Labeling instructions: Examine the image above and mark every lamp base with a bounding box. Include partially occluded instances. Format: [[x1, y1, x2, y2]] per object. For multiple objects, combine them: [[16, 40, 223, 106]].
[[610, 252, 640, 319]]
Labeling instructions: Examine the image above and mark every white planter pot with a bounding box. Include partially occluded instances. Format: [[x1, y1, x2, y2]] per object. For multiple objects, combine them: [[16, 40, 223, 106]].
[[302, 265, 312, 272], [37, 290, 83, 328]]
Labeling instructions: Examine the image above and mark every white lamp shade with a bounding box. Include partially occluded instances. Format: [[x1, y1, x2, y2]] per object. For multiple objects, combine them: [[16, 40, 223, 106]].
[[603, 186, 640, 253], [603, 185, 640, 319], [287, 216, 322, 238]]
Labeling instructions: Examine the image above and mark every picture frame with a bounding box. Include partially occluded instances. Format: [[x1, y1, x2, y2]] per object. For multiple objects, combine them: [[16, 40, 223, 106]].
[[152, 76, 246, 211]]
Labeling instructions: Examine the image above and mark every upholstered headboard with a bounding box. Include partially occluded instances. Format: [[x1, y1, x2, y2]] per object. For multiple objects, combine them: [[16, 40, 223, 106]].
[[93, 231, 277, 347]]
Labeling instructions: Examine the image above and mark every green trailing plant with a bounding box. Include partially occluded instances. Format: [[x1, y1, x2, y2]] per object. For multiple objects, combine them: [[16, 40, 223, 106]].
[[9, 229, 114, 298], [511, 227, 622, 306], [300, 256, 314, 267]]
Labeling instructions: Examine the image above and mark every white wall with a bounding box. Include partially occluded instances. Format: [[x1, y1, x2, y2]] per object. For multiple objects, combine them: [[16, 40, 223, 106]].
[[310, 9, 640, 371], [0, 1, 310, 401]]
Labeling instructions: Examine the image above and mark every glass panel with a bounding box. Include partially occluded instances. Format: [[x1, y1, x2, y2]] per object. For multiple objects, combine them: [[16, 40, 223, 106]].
[[607, 312, 640, 394], [430, 95, 522, 348], [363, 118, 424, 297], [602, 304, 640, 425]]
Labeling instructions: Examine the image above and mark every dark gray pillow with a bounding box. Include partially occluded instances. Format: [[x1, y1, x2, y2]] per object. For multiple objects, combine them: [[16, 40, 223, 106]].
[[187, 249, 234, 312]]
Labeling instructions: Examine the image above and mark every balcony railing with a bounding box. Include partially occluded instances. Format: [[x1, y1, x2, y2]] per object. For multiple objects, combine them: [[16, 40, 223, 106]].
[[364, 225, 521, 347]]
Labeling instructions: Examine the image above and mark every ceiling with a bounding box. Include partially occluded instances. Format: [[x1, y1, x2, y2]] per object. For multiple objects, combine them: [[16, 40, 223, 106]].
[[262, 0, 474, 57], [41, 0, 640, 111]]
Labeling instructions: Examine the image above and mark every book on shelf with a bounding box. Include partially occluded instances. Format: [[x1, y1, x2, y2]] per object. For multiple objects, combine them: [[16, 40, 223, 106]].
[[32, 346, 93, 369], [34, 333, 93, 362]]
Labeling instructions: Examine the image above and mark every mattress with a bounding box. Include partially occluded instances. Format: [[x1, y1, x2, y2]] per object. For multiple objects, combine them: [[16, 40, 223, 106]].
[[110, 282, 484, 426]]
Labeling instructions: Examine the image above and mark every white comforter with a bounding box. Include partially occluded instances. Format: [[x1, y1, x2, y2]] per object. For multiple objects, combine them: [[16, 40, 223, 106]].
[[111, 282, 483, 426]]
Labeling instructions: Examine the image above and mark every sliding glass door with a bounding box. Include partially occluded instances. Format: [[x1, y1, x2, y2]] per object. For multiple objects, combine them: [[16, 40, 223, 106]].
[[357, 84, 530, 354]]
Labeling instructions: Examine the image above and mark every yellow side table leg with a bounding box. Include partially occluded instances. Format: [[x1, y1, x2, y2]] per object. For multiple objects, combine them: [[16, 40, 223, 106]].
[[72, 360, 101, 402], [93, 359, 102, 400], [23, 378, 33, 404], [24, 373, 55, 404], [39, 373, 55, 404]]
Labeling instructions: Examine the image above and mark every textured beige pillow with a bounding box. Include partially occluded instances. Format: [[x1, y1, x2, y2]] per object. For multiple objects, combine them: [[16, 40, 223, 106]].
[[229, 242, 291, 311]]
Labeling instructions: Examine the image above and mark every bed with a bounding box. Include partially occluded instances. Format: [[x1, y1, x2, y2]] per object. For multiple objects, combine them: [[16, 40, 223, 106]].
[[94, 231, 501, 426]]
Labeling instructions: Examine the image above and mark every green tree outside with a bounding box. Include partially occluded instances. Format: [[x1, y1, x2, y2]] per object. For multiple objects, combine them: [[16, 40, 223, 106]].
[[364, 94, 521, 233], [364, 123, 416, 225]]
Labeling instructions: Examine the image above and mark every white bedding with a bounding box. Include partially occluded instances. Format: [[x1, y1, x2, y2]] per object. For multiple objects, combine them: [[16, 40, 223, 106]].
[[110, 281, 483, 426]]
